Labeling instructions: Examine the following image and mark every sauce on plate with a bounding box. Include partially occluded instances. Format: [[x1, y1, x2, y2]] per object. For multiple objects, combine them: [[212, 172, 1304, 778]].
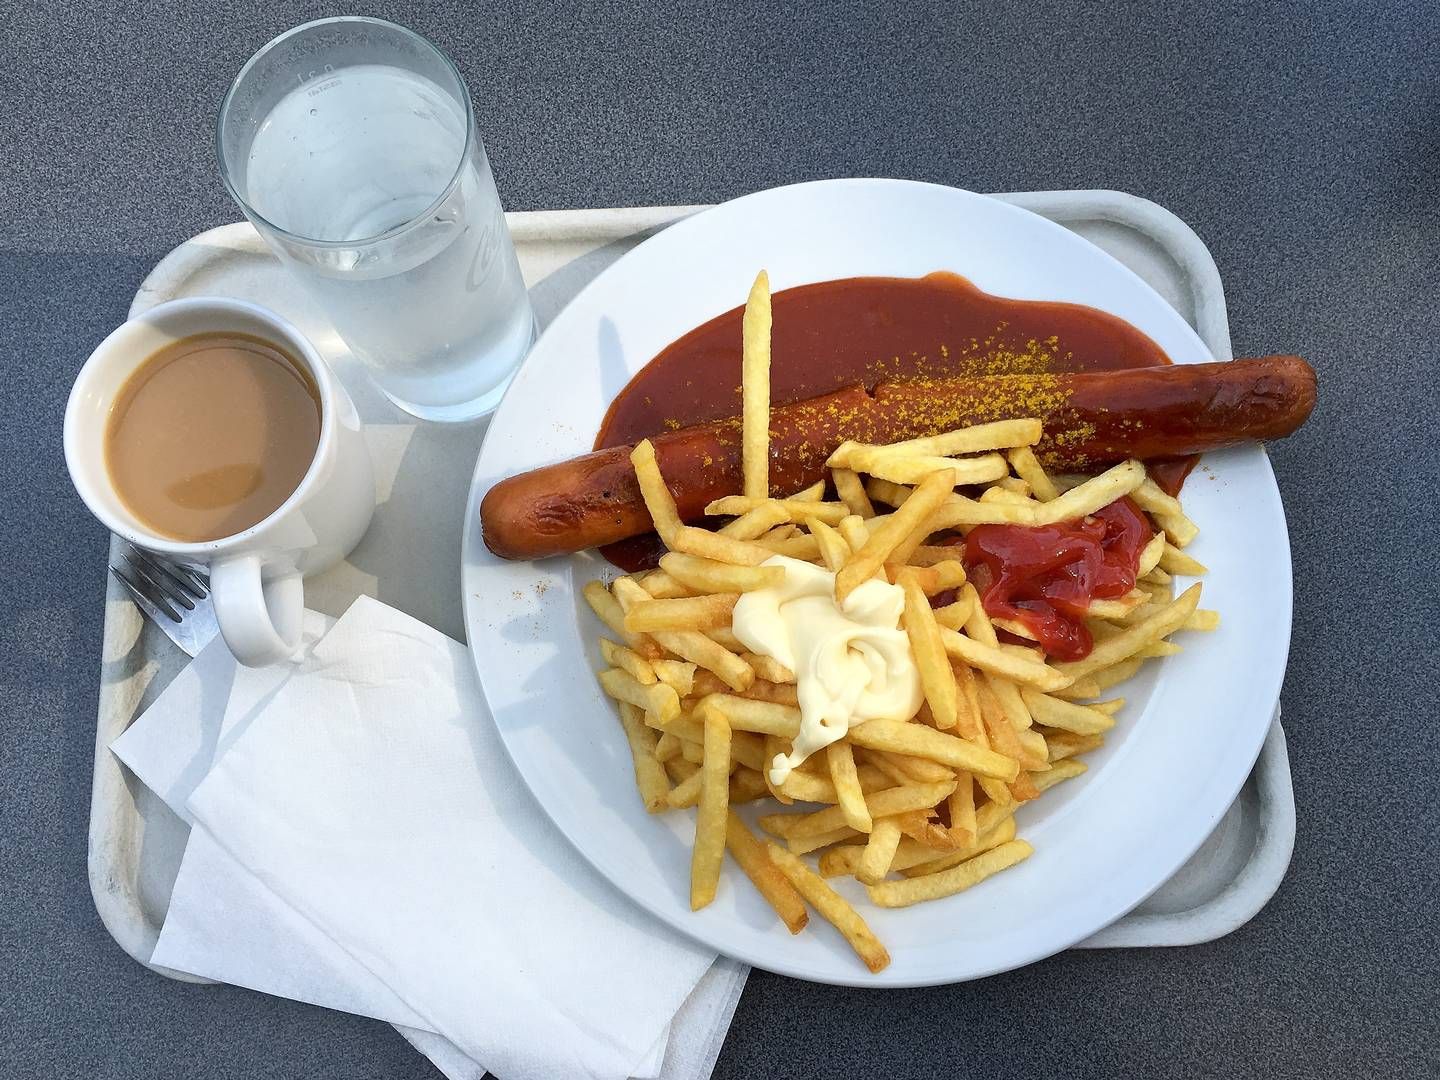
[[596, 272, 1194, 569]]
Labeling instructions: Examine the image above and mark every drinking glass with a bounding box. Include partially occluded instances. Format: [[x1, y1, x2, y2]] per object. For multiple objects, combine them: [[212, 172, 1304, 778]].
[[217, 17, 535, 422]]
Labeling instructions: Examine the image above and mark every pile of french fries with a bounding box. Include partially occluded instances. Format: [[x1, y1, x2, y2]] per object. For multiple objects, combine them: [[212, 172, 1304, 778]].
[[585, 272, 1217, 973]]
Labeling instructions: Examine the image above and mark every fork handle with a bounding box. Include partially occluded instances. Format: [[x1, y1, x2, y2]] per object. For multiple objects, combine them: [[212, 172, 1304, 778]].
[[210, 555, 304, 667]]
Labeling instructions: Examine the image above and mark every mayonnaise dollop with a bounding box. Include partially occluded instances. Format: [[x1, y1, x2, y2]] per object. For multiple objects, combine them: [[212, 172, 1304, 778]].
[[731, 555, 922, 785]]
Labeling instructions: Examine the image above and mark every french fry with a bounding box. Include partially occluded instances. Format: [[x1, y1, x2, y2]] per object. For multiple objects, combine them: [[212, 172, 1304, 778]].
[[640, 570, 692, 598], [690, 708, 732, 909], [997, 476, 1031, 496], [879, 418, 1045, 457], [784, 780, 957, 839], [708, 496, 849, 525], [1029, 459, 1146, 525], [1137, 532, 1167, 578], [832, 467, 875, 518], [907, 544, 965, 567], [742, 270, 772, 499], [765, 843, 890, 972], [1185, 609, 1221, 632], [616, 702, 670, 813], [1137, 641, 1182, 658], [889, 560, 966, 594], [630, 439, 682, 542], [837, 447, 1007, 487], [940, 627, 1069, 691], [738, 653, 794, 684], [665, 767, 705, 809], [897, 814, 1019, 879], [671, 525, 775, 566], [724, 813, 808, 932], [934, 593, 976, 631], [658, 631, 754, 691], [625, 593, 739, 633], [776, 762, 891, 804], [867, 839, 1033, 908], [1054, 584, 1201, 681], [1091, 697, 1125, 716], [923, 492, 1041, 531], [1133, 477, 1200, 547], [599, 637, 657, 685], [856, 816, 904, 884], [583, 580, 659, 656], [729, 767, 772, 803], [1159, 543, 1208, 577], [1032, 757, 1087, 792], [1044, 730, 1104, 761], [898, 570, 959, 729], [654, 731, 681, 763], [859, 747, 955, 785], [826, 741, 872, 833], [697, 694, 802, 738], [950, 659, 985, 742], [809, 518, 852, 572], [718, 502, 791, 540], [848, 718, 1018, 780], [681, 738, 706, 765], [1020, 689, 1116, 735], [599, 667, 680, 724], [1006, 444, 1059, 500], [1091, 656, 1144, 693], [835, 515, 872, 558], [788, 826, 862, 855], [947, 773, 977, 846], [652, 659, 696, 697], [836, 468, 955, 602], [787, 479, 826, 501], [754, 532, 822, 561], [691, 670, 797, 706], [865, 477, 912, 508]]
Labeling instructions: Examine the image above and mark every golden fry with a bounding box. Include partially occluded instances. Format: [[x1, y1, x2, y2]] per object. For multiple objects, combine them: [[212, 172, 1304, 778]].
[[691, 708, 732, 910], [898, 570, 959, 729], [826, 741, 872, 833], [616, 702, 670, 813], [898, 814, 1019, 878], [848, 718, 1018, 780], [784, 780, 956, 839], [742, 270, 772, 498], [1006, 444, 1059, 500], [940, 627, 1069, 691], [599, 667, 680, 724], [836, 468, 955, 602], [1054, 584, 1201, 681], [868, 839, 1033, 908], [857, 816, 904, 884], [765, 843, 891, 972], [600, 637, 657, 685], [1020, 689, 1116, 735], [697, 694, 802, 738], [725, 812, 808, 932], [718, 502, 791, 540], [832, 466, 875, 518], [630, 439, 682, 542], [625, 593, 739, 633], [708, 496, 849, 525], [583, 580, 659, 656], [652, 659, 696, 696]]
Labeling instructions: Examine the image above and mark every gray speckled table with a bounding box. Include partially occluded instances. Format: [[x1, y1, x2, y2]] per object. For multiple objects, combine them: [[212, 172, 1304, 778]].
[[3, 2, 1436, 1077]]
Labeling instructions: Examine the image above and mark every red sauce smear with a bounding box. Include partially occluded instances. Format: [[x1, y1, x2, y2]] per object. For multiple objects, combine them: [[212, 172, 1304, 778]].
[[596, 272, 1187, 571], [962, 497, 1154, 661]]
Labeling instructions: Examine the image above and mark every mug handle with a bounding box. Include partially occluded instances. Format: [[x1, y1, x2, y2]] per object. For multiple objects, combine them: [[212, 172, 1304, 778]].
[[210, 554, 305, 667]]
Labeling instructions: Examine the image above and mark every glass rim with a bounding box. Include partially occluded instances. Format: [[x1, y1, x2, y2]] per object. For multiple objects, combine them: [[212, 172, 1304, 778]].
[[215, 15, 477, 250]]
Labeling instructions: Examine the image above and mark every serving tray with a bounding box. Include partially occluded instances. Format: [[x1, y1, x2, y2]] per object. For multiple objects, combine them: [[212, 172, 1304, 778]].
[[88, 191, 1295, 984]]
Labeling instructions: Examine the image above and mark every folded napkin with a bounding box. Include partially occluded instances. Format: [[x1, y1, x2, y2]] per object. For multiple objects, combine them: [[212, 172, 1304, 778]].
[[112, 598, 746, 1080]]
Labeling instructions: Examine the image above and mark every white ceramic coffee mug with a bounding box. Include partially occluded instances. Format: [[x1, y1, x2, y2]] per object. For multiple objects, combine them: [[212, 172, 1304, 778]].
[[65, 297, 375, 667]]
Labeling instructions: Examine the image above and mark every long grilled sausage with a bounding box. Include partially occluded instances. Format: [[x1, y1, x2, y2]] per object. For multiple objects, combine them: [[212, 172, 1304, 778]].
[[480, 355, 1315, 560]]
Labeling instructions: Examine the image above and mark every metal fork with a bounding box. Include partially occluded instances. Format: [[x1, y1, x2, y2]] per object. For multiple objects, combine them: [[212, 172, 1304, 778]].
[[109, 541, 219, 657]]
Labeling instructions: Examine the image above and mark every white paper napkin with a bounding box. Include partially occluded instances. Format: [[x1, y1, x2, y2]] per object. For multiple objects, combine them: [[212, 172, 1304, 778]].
[[111, 598, 747, 1080]]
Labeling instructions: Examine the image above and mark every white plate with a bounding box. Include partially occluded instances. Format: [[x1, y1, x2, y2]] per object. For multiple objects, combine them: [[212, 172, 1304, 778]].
[[460, 179, 1291, 986]]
